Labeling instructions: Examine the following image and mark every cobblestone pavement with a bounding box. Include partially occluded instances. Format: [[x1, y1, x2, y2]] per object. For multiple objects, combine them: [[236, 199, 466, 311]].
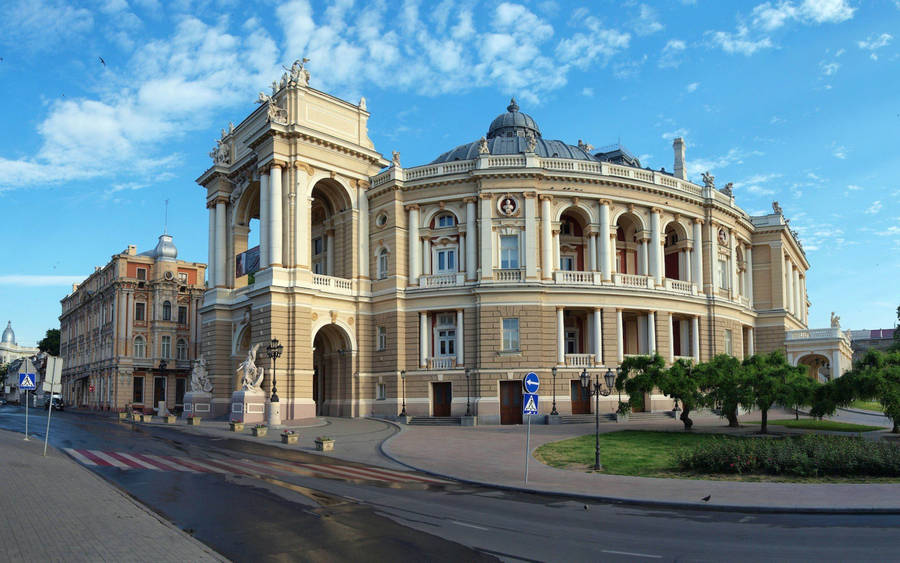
[[0, 429, 223, 562]]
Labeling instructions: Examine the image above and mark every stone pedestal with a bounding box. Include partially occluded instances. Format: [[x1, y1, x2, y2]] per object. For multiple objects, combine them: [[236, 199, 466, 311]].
[[461, 415, 477, 427], [182, 392, 212, 419], [268, 401, 282, 427], [546, 414, 561, 425], [231, 390, 266, 423]]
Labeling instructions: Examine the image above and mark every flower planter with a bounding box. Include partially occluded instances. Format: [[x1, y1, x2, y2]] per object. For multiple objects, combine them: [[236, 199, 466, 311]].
[[118, 412, 128, 421], [164, 415, 176, 424], [187, 417, 202, 426], [281, 433, 299, 445], [131, 413, 141, 422], [315, 439, 334, 452], [141, 414, 153, 423], [229, 422, 245, 432], [252, 426, 268, 437]]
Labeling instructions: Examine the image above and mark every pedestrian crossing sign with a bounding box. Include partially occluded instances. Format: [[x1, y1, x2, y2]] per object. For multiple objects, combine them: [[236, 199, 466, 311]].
[[523, 393, 538, 415], [19, 373, 36, 390]]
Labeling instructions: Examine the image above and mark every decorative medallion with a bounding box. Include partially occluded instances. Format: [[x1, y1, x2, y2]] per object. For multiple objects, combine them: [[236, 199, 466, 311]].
[[497, 194, 519, 217]]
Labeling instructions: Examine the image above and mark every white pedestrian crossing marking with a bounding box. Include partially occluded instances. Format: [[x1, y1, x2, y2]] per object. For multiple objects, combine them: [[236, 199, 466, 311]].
[[62, 448, 452, 485]]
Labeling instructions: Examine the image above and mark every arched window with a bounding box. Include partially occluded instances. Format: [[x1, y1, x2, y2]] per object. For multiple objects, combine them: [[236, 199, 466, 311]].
[[134, 336, 146, 358], [176, 339, 187, 360], [377, 248, 389, 280], [436, 213, 456, 228], [162, 301, 172, 321]]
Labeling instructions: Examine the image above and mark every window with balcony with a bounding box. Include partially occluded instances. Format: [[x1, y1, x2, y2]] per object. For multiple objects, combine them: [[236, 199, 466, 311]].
[[161, 335, 171, 359], [176, 338, 187, 360], [313, 237, 323, 256], [502, 318, 520, 351], [500, 235, 519, 269], [135, 302, 145, 321], [134, 336, 146, 358], [560, 256, 575, 271], [435, 248, 457, 273], [435, 314, 456, 357]]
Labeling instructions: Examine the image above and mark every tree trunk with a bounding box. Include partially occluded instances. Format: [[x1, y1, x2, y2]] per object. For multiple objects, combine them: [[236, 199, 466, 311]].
[[795, 406, 799, 420], [893, 421, 899, 434], [680, 407, 693, 431], [760, 408, 769, 434], [725, 403, 740, 427]]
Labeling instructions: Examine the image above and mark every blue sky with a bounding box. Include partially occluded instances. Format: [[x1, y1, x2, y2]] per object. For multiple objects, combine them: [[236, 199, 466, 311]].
[[1, 0, 898, 347]]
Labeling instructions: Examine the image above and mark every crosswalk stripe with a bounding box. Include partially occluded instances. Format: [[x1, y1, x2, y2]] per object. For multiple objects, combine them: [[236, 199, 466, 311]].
[[64, 448, 97, 466], [298, 462, 396, 483], [193, 457, 254, 476], [172, 456, 235, 475], [88, 450, 132, 469], [137, 454, 199, 473], [110, 452, 162, 470], [352, 465, 451, 484], [159, 455, 227, 474]]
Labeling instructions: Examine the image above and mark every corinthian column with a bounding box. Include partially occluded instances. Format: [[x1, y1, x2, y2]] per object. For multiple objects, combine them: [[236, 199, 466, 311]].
[[269, 163, 283, 267], [541, 195, 553, 280]]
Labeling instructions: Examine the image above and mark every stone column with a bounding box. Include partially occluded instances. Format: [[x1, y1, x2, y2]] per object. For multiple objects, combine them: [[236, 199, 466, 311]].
[[407, 205, 420, 285], [557, 307, 565, 365], [684, 245, 692, 283], [552, 230, 560, 271], [479, 195, 492, 280], [692, 316, 700, 362], [648, 311, 656, 354], [456, 309, 464, 366], [729, 230, 738, 299], [746, 243, 754, 306], [639, 238, 649, 275], [524, 193, 537, 279], [422, 236, 431, 276], [294, 164, 311, 268], [259, 170, 269, 268], [593, 308, 602, 364], [616, 309, 624, 363], [207, 204, 216, 286], [458, 232, 466, 272], [215, 199, 226, 287], [419, 312, 428, 368], [793, 267, 801, 319], [588, 233, 597, 271], [599, 200, 611, 281], [610, 233, 618, 275], [269, 163, 283, 267], [465, 198, 476, 281], [325, 229, 335, 276], [358, 181, 369, 278], [668, 313, 675, 362], [541, 195, 553, 280], [785, 258, 794, 314], [800, 275, 807, 323], [692, 218, 703, 291], [747, 327, 755, 356], [650, 208, 661, 283]]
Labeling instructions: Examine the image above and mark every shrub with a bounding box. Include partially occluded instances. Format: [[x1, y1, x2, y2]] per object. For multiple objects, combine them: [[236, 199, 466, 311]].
[[674, 434, 900, 477]]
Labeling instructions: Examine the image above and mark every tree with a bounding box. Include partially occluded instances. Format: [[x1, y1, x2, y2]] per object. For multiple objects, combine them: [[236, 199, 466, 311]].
[[659, 359, 705, 431], [695, 354, 745, 427], [37, 328, 60, 356], [616, 354, 666, 415], [780, 368, 819, 420], [891, 305, 900, 352], [616, 354, 703, 431], [847, 350, 900, 433], [740, 351, 806, 434]]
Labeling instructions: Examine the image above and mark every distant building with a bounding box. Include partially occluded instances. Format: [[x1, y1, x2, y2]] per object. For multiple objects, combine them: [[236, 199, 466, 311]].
[[59, 234, 207, 412], [848, 328, 897, 362], [0, 321, 39, 364]]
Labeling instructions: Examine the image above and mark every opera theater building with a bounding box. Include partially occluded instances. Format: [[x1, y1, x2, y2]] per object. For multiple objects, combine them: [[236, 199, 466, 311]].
[[197, 63, 835, 425]]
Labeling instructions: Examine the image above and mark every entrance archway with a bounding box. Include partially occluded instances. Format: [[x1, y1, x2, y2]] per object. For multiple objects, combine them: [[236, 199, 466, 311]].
[[797, 353, 831, 382], [312, 323, 354, 416]]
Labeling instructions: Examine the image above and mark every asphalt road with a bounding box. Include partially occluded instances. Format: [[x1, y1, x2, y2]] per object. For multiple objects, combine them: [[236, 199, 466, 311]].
[[2, 404, 900, 562]]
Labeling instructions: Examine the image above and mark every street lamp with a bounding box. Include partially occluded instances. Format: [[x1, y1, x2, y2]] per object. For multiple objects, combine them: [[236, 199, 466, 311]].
[[399, 370, 407, 417], [465, 368, 472, 416], [580, 367, 616, 471], [550, 366, 559, 416], [266, 338, 283, 403]]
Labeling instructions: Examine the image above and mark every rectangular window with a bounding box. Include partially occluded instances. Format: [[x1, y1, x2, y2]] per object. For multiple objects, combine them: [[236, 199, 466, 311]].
[[313, 237, 323, 256], [502, 318, 520, 351], [177, 272, 188, 284], [376, 383, 386, 401], [376, 326, 387, 351], [437, 215, 455, 228], [136, 268, 147, 281], [377, 251, 388, 279], [565, 330, 578, 354], [560, 256, 575, 271], [500, 235, 519, 269], [135, 302, 145, 321], [436, 248, 456, 273], [718, 259, 729, 289], [178, 306, 187, 325], [133, 376, 144, 404], [724, 329, 733, 356], [313, 261, 323, 274], [161, 335, 171, 359], [438, 329, 456, 356]]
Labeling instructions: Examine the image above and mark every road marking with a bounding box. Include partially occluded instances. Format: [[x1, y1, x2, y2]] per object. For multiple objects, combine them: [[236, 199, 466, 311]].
[[64, 448, 96, 466], [602, 549, 663, 559], [88, 450, 132, 469], [134, 453, 198, 473], [110, 452, 162, 470], [451, 520, 489, 531]]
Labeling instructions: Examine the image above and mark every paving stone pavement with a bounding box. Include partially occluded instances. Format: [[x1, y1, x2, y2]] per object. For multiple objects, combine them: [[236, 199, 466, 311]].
[[0, 429, 223, 563]]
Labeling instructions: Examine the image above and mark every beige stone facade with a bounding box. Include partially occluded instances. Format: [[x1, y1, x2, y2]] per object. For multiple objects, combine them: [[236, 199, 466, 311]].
[[59, 235, 206, 412], [197, 64, 813, 424]]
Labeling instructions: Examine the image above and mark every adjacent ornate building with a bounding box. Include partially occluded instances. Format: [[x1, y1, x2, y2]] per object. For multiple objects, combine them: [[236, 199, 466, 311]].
[[1, 321, 39, 365], [59, 234, 206, 412], [197, 62, 837, 424]]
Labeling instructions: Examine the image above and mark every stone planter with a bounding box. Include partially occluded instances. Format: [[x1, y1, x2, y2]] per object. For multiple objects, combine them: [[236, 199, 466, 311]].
[[118, 412, 128, 421], [315, 439, 334, 452], [141, 414, 153, 423], [164, 415, 177, 424], [229, 422, 245, 432], [616, 413, 629, 423], [187, 417, 202, 426], [252, 426, 268, 437], [281, 433, 299, 445], [131, 413, 141, 422]]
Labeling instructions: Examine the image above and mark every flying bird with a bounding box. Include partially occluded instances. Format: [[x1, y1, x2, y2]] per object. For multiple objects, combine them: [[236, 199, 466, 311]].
[[701, 495, 711, 502], [98, 56, 106, 67]]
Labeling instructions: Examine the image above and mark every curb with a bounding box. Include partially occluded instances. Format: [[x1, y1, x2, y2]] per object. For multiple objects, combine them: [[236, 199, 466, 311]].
[[837, 407, 891, 419], [377, 425, 900, 515]]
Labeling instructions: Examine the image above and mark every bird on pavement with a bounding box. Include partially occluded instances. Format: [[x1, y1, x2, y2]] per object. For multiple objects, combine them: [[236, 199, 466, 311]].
[[701, 495, 711, 502], [99, 56, 106, 67]]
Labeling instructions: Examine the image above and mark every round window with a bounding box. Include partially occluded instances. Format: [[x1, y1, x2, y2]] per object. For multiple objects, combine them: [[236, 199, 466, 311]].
[[375, 213, 388, 227]]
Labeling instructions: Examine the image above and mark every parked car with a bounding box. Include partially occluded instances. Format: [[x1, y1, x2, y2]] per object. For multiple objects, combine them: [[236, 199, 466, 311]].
[[44, 395, 64, 411]]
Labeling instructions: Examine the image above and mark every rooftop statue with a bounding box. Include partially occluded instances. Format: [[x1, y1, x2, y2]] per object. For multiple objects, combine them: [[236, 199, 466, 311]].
[[702, 171, 715, 189], [359, 96, 367, 111], [190, 354, 213, 393], [721, 182, 734, 197], [526, 131, 537, 153], [238, 343, 265, 392], [831, 312, 841, 329], [772, 201, 783, 215], [392, 150, 401, 168], [478, 137, 489, 154]]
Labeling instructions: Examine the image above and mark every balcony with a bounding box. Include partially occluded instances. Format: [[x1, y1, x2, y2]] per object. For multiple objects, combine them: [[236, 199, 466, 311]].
[[554, 271, 602, 285], [428, 357, 457, 369], [664, 278, 695, 295], [493, 269, 524, 282], [420, 273, 465, 288], [311, 274, 353, 296], [565, 354, 596, 367], [787, 328, 850, 346], [613, 273, 654, 289]]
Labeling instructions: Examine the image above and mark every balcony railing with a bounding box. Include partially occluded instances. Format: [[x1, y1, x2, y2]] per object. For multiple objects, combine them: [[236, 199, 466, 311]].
[[613, 273, 653, 289], [428, 357, 457, 369], [420, 272, 465, 288], [786, 328, 850, 345], [565, 354, 596, 367], [311, 274, 353, 295], [494, 268, 523, 282], [554, 271, 601, 285], [664, 278, 695, 295]]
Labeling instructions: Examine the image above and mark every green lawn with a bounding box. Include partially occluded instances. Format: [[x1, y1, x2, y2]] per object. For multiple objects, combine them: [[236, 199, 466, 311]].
[[849, 400, 884, 412], [747, 419, 884, 432], [534, 430, 720, 475]]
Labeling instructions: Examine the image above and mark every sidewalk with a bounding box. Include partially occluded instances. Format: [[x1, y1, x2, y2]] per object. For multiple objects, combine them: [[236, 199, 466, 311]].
[[0, 429, 223, 562]]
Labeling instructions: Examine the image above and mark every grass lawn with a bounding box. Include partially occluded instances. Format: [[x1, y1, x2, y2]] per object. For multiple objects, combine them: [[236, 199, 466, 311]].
[[534, 430, 720, 476], [849, 400, 884, 412], [747, 419, 884, 432]]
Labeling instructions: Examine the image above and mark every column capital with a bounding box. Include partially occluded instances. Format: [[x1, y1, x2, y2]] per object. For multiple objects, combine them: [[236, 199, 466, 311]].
[[209, 196, 229, 207], [651, 207, 663, 215], [269, 159, 287, 170], [594, 306, 602, 312], [539, 194, 554, 202], [556, 306, 565, 312], [404, 203, 420, 212], [479, 193, 494, 200], [693, 217, 704, 224], [523, 191, 537, 199], [598, 199, 612, 206], [463, 196, 477, 204]]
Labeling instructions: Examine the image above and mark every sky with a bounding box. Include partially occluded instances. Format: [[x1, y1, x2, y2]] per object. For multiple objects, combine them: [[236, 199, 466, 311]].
[[0, 0, 898, 347]]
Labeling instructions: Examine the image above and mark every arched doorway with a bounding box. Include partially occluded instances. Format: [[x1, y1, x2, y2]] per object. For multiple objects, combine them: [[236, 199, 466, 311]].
[[558, 208, 589, 271], [312, 324, 354, 417], [615, 213, 643, 275], [310, 179, 353, 278], [797, 353, 831, 382]]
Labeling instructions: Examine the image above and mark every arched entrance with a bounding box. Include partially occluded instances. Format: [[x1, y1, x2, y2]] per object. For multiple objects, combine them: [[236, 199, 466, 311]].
[[312, 324, 354, 417], [797, 353, 831, 382]]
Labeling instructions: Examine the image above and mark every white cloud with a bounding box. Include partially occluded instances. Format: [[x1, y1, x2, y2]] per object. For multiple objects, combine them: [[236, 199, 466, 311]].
[[858, 33, 893, 61], [734, 173, 782, 196], [0, 0, 93, 50], [658, 39, 686, 68], [685, 82, 700, 93], [752, 2, 798, 31], [686, 147, 759, 179], [707, 26, 774, 56], [865, 200, 883, 214], [819, 61, 840, 76], [613, 54, 647, 79], [797, 0, 855, 24], [0, 275, 85, 287], [581, 87, 594, 97], [832, 144, 847, 159], [847, 184, 863, 191], [770, 115, 785, 124], [661, 128, 689, 141], [633, 4, 664, 36]]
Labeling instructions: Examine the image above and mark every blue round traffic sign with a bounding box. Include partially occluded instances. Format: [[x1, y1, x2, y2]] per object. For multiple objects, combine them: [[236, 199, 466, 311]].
[[523, 372, 540, 394]]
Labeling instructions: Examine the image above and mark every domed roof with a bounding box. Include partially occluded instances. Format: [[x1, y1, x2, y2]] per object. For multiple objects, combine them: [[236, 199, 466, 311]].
[[2, 321, 15, 345], [139, 233, 178, 262], [486, 99, 541, 140]]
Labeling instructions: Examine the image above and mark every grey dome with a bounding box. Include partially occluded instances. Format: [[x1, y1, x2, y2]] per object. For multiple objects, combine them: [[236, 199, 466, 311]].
[[486, 98, 541, 140], [2, 321, 14, 344], [140, 233, 178, 262]]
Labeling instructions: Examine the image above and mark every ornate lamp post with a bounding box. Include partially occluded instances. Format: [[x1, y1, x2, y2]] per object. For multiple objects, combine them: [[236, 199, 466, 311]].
[[550, 366, 559, 416], [399, 370, 407, 417], [266, 338, 283, 403], [465, 368, 472, 416], [580, 367, 616, 471]]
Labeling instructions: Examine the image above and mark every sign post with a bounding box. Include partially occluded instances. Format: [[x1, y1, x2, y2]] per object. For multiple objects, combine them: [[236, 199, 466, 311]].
[[522, 372, 540, 486], [42, 356, 63, 457], [18, 360, 37, 441]]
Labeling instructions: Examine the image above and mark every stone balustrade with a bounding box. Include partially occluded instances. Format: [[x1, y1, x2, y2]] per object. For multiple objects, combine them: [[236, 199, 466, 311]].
[[565, 354, 595, 367]]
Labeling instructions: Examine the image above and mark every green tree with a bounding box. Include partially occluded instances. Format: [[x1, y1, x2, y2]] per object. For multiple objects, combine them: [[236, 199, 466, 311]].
[[37, 328, 60, 356], [847, 350, 900, 432], [695, 354, 745, 427], [616, 354, 666, 414], [891, 305, 900, 352], [780, 368, 819, 420], [615, 354, 703, 431], [740, 350, 805, 434], [660, 359, 705, 431]]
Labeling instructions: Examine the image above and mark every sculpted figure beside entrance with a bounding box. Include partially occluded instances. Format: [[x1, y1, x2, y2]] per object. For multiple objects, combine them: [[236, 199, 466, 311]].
[[238, 343, 265, 392]]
